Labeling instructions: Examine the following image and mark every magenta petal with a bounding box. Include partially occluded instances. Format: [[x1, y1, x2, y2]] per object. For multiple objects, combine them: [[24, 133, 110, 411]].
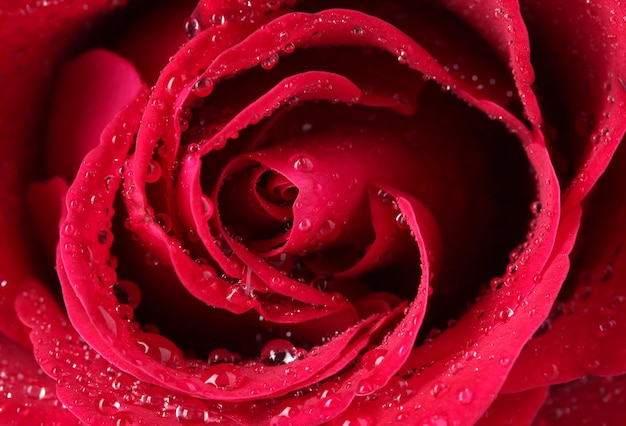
[[47, 49, 143, 181], [26, 177, 68, 263], [505, 140, 626, 393], [437, 0, 540, 126], [518, 0, 626, 209], [476, 386, 548, 425], [534, 375, 626, 426], [0, 329, 81, 425]]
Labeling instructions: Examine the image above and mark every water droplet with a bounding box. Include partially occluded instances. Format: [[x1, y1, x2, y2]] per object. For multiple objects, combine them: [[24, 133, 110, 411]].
[[490, 278, 504, 290], [297, 218, 312, 233], [317, 219, 337, 241], [355, 380, 374, 395], [291, 154, 314, 172], [361, 349, 387, 370], [208, 348, 240, 365], [97, 393, 120, 415], [184, 17, 200, 39], [23, 384, 51, 400], [499, 357, 510, 366], [261, 53, 279, 70], [352, 27, 364, 35], [154, 213, 173, 233], [201, 364, 243, 388], [498, 306, 515, 321], [187, 143, 201, 154], [430, 382, 448, 397], [282, 42, 296, 54], [145, 160, 161, 183], [175, 401, 210, 424], [165, 70, 190, 96], [133, 333, 183, 367], [193, 77, 214, 97], [530, 201, 543, 214], [395, 213, 409, 229], [457, 388, 473, 404], [261, 339, 299, 365], [112, 280, 142, 308]]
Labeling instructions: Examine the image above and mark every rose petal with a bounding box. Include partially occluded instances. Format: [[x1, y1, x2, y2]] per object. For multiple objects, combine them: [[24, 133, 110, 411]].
[[0, 329, 81, 425], [533, 375, 626, 425], [476, 386, 549, 425], [26, 177, 68, 263], [46, 49, 143, 181], [504, 134, 626, 392], [437, 0, 540, 126], [518, 0, 626, 208], [0, 0, 118, 350]]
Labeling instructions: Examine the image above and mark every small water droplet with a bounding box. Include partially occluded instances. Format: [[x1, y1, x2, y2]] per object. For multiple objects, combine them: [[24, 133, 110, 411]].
[[291, 154, 314, 172], [297, 218, 312, 233], [97, 393, 120, 415], [261, 53, 279, 70], [430, 382, 448, 397], [282, 42, 296, 54], [395, 213, 409, 229], [499, 357, 510, 366], [530, 201, 543, 214], [352, 27, 364, 35], [498, 306, 514, 321], [457, 388, 473, 404], [355, 380, 374, 396], [145, 160, 161, 183]]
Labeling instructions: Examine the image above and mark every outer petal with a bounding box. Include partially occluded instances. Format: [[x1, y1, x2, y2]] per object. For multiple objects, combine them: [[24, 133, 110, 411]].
[[504, 129, 626, 392], [0, 0, 122, 348], [477, 387, 548, 425], [519, 0, 626, 207], [0, 330, 82, 425], [46, 49, 143, 181], [533, 375, 626, 425]]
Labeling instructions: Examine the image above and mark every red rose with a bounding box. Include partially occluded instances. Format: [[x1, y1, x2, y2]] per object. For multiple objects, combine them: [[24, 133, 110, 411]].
[[1, 0, 625, 424]]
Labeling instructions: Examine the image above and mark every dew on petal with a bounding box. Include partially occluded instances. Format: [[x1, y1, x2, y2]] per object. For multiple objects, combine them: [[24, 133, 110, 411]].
[[260, 339, 299, 366], [291, 154, 315, 172], [201, 364, 243, 389]]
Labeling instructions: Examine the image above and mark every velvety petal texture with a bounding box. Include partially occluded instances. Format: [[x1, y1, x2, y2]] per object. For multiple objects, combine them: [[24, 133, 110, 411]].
[[0, 0, 625, 425]]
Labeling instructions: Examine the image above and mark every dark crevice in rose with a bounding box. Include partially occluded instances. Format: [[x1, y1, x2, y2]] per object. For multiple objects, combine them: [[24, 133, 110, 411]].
[[550, 128, 626, 305], [414, 82, 536, 336], [293, 0, 525, 120], [181, 45, 424, 150], [521, 11, 584, 187]]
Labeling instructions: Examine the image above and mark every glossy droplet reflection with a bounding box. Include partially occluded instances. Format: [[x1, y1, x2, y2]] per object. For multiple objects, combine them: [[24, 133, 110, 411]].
[[201, 364, 243, 389], [260, 339, 300, 366], [291, 154, 314, 172]]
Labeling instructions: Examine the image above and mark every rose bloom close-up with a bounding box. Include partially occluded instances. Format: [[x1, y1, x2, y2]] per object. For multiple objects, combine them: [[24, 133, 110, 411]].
[[1, 0, 626, 425]]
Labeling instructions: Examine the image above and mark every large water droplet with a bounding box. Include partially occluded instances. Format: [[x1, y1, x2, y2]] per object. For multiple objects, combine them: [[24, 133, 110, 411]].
[[133, 333, 183, 368], [193, 77, 214, 97], [96, 393, 120, 415], [201, 364, 243, 389], [175, 400, 210, 424], [184, 17, 201, 39], [261, 339, 299, 366]]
